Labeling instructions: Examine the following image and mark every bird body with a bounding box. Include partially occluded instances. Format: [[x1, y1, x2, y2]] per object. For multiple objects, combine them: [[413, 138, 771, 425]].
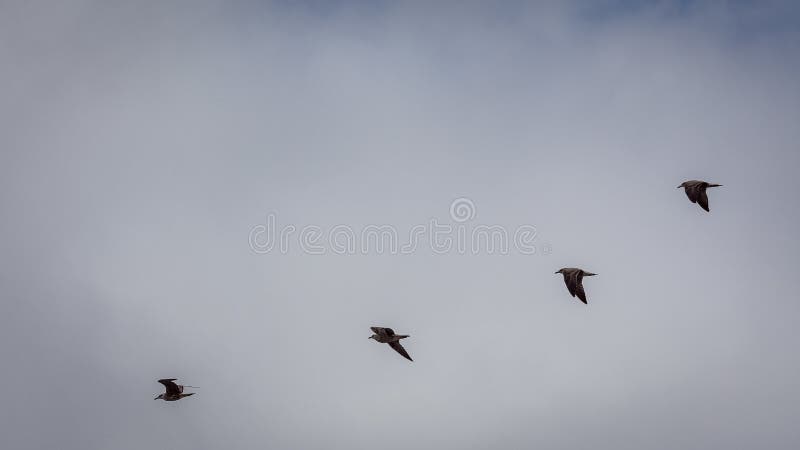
[[369, 327, 413, 361], [678, 180, 722, 212], [155, 378, 196, 401], [555, 267, 596, 304]]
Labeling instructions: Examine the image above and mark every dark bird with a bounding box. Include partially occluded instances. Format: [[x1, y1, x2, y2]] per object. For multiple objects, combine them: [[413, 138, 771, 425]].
[[369, 326, 413, 361], [555, 268, 597, 304], [154, 378, 196, 401], [677, 180, 722, 212]]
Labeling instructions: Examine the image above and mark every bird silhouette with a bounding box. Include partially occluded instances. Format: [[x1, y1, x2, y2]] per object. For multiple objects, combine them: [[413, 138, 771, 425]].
[[369, 327, 413, 361], [678, 180, 722, 212], [555, 268, 597, 304], [154, 378, 196, 401]]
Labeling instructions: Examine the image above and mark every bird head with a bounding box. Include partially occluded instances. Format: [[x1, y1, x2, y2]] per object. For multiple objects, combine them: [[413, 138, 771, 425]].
[[154, 394, 164, 400]]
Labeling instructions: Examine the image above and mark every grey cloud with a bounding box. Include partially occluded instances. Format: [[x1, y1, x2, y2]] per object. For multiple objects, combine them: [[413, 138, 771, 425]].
[[1, 1, 799, 449]]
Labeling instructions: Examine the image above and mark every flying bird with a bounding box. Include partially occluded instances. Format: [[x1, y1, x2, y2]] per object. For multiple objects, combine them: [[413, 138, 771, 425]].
[[677, 180, 722, 212], [555, 268, 597, 304], [154, 378, 196, 401], [369, 326, 413, 361]]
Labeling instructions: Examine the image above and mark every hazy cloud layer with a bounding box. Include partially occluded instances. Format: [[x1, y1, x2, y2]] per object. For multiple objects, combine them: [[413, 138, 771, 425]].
[[2, 1, 799, 449]]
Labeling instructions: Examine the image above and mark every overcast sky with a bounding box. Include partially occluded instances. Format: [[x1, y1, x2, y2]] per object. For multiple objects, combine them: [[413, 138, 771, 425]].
[[2, 1, 800, 449]]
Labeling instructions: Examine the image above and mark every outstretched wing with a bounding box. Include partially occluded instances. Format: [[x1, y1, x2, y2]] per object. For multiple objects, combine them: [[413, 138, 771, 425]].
[[158, 378, 181, 395], [574, 278, 588, 304], [684, 185, 700, 204], [697, 189, 710, 212], [563, 272, 578, 298], [389, 341, 413, 361], [370, 327, 394, 337], [562, 271, 588, 304]]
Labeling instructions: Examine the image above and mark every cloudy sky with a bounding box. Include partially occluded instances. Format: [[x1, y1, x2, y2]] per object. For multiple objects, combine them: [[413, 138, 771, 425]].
[[2, 1, 800, 449]]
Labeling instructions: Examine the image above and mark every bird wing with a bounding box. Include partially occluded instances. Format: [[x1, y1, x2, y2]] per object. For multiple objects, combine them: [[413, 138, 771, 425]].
[[158, 378, 181, 395], [574, 278, 588, 304], [697, 189, 710, 212], [684, 185, 699, 204], [563, 272, 578, 297], [370, 327, 395, 337], [389, 341, 413, 361]]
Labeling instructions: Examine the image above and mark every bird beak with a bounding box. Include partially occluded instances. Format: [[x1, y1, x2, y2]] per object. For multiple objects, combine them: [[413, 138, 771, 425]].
[[154, 396, 159, 400], [554, 271, 559, 274], [676, 185, 681, 188]]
